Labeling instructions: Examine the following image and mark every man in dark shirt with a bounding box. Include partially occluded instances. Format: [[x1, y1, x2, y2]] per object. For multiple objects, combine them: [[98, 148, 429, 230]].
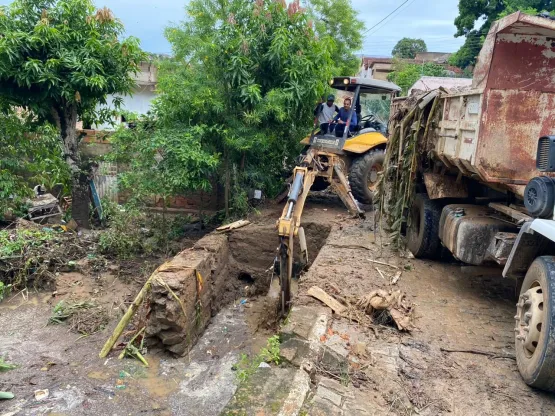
[[332, 97, 357, 137]]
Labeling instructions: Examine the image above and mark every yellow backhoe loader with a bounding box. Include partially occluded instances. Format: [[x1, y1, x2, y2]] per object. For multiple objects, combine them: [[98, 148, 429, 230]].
[[275, 76, 401, 314]]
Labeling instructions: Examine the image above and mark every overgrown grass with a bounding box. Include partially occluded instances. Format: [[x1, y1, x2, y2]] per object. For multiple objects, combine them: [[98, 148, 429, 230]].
[[234, 335, 281, 382], [0, 228, 55, 258]]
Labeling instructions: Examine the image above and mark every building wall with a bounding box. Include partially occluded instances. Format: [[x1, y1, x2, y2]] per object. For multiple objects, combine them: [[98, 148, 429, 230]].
[[92, 86, 156, 131]]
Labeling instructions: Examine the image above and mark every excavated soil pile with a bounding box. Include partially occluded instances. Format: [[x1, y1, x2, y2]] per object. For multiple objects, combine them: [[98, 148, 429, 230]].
[[146, 222, 330, 355]]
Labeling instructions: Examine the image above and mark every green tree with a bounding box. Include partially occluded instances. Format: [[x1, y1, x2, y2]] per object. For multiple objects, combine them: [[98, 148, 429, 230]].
[[451, 0, 553, 68], [153, 0, 334, 216], [387, 61, 448, 95], [108, 116, 219, 204], [0, 0, 145, 227], [0, 109, 70, 220], [392, 38, 427, 59], [306, 0, 365, 75]]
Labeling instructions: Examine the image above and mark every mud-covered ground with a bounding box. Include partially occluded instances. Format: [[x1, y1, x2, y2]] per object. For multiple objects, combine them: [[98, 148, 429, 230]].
[[297, 210, 555, 416], [0, 201, 336, 416], [2, 195, 555, 415]]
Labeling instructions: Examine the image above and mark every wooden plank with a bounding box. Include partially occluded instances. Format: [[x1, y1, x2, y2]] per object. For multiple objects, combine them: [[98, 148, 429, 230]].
[[509, 204, 529, 215], [307, 286, 346, 314], [216, 220, 251, 232], [489, 203, 531, 223]]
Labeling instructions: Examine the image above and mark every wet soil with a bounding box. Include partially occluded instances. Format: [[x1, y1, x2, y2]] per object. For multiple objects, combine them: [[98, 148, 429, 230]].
[[298, 212, 555, 416], [0, 200, 338, 415]]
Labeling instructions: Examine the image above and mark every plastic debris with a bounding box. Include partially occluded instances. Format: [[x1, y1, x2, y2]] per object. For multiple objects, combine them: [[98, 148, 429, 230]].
[[34, 389, 49, 401], [258, 362, 271, 368], [0, 392, 14, 400]]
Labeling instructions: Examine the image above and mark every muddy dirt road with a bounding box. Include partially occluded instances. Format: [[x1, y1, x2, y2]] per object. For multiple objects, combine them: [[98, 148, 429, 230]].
[[1, 196, 555, 415], [297, 210, 555, 416]]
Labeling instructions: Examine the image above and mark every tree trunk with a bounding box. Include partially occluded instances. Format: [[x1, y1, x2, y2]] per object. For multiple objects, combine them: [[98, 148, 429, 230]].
[[52, 103, 90, 228]]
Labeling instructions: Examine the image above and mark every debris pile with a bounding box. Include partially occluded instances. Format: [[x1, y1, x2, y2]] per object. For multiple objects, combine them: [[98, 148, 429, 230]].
[[356, 289, 414, 331], [308, 285, 415, 331], [0, 219, 89, 290], [48, 300, 109, 335], [378, 89, 444, 248]]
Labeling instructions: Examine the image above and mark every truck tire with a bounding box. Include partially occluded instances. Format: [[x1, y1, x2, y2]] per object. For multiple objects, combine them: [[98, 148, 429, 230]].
[[349, 149, 385, 204], [406, 193, 442, 258], [515, 256, 555, 392]]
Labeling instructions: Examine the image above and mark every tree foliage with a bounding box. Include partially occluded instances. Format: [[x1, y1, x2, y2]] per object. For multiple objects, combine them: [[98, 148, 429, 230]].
[[108, 116, 219, 202], [142, 0, 336, 215], [0, 0, 145, 227], [387, 61, 448, 95], [451, 0, 554, 68], [392, 38, 427, 59], [0, 109, 69, 219], [306, 0, 365, 75]]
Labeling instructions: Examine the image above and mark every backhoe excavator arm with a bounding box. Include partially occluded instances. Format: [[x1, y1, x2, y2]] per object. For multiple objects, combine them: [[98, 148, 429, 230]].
[[276, 151, 318, 315], [275, 148, 364, 315]]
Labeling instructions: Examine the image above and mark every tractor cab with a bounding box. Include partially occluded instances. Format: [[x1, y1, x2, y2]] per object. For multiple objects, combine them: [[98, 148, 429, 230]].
[[305, 77, 401, 154]]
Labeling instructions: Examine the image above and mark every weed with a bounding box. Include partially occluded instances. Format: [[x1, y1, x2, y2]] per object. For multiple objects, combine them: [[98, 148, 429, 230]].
[[0, 357, 17, 371], [259, 335, 280, 365], [98, 205, 147, 259], [48, 300, 108, 335], [0, 282, 12, 302], [234, 335, 281, 382], [0, 228, 54, 258]]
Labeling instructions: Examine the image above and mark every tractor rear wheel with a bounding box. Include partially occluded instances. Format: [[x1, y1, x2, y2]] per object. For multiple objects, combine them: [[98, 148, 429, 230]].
[[349, 149, 385, 204]]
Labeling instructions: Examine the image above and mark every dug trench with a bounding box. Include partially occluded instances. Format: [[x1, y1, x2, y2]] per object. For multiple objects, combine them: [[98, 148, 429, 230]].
[[0, 213, 333, 416], [145, 221, 331, 356]]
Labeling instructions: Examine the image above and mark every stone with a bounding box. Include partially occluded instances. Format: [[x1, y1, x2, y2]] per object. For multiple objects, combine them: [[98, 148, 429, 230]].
[[310, 396, 343, 416], [279, 338, 312, 368], [317, 385, 343, 407], [320, 346, 349, 374], [319, 378, 355, 400]]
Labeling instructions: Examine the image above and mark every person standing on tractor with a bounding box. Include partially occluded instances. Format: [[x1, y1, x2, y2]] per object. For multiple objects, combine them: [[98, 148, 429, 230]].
[[332, 97, 358, 137], [314, 95, 339, 135]]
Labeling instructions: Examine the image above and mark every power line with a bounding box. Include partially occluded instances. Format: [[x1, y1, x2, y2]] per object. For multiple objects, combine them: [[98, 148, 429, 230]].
[[361, 0, 410, 35], [363, 0, 419, 39]]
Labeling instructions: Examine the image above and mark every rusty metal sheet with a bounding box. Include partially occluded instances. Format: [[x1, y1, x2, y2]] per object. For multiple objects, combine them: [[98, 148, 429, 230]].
[[434, 12, 555, 198], [423, 173, 468, 199]]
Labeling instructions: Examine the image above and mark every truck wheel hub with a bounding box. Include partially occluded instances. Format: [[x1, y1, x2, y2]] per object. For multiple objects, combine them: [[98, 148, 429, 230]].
[[515, 285, 544, 357]]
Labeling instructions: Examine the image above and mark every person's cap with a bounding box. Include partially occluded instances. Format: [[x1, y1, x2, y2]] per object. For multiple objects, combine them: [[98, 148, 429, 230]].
[[327, 94, 335, 101]]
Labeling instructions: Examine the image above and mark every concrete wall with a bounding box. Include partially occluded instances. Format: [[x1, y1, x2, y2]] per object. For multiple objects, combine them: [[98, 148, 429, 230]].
[[93, 85, 156, 131]]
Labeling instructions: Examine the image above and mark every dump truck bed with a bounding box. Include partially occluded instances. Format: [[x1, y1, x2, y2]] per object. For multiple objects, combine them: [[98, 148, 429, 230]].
[[433, 12, 555, 198]]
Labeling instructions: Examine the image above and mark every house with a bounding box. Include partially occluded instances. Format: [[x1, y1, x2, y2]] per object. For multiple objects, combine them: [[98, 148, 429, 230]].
[[91, 60, 160, 130], [358, 53, 463, 81], [358, 57, 394, 81], [408, 76, 472, 95]]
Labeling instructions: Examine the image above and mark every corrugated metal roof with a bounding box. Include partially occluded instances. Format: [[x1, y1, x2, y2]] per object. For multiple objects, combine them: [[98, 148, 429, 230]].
[[408, 76, 472, 94]]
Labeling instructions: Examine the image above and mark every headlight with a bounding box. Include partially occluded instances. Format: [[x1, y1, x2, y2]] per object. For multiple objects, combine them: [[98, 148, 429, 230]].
[[343, 78, 349, 85]]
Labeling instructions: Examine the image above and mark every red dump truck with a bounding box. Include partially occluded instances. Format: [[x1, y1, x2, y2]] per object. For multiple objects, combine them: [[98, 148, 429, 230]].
[[385, 12, 555, 391]]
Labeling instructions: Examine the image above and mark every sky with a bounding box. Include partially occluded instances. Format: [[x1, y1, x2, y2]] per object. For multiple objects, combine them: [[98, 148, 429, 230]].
[[0, 0, 466, 57]]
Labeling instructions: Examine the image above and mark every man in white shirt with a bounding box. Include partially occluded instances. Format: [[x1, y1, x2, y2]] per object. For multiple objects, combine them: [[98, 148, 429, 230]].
[[358, 61, 372, 79], [314, 95, 339, 135]]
